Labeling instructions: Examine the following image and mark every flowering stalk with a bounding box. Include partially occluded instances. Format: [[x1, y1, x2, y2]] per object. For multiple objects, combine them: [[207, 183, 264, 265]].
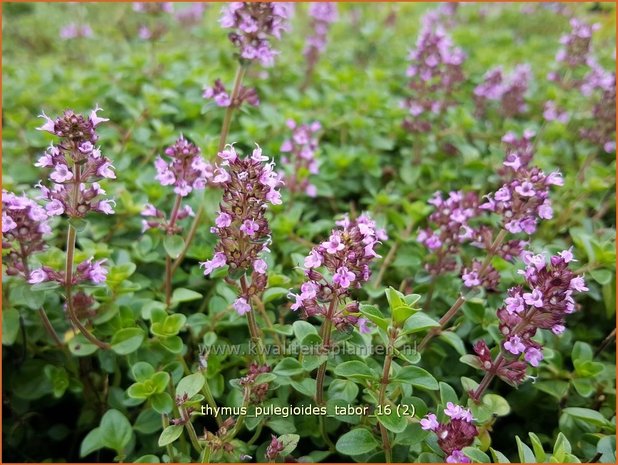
[[200, 144, 282, 365], [2, 191, 63, 346], [34, 107, 115, 350], [301, 2, 338, 92], [420, 403, 478, 463], [468, 249, 587, 402]]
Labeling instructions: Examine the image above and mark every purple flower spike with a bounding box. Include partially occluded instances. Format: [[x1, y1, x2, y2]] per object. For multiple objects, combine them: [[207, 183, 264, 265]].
[[34, 108, 116, 218], [423, 404, 477, 461], [199, 143, 282, 313], [220, 2, 294, 67], [288, 213, 385, 333]]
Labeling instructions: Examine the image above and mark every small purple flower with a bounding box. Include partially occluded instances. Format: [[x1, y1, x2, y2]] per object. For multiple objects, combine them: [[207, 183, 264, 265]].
[[234, 297, 252, 315], [569, 276, 588, 292], [504, 335, 526, 355], [50, 164, 74, 183], [87, 258, 108, 284], [240, 219, 259, 236], [253, 259, 268, 274], [324, 233, 344, 254], [420, 413, 439, 431], [524, 347, 543, 367], [357, 317, 371, 334], [505, 293, 524, 314], [200, 252, 227, 277], [462, 270, 480, 288], [304, 249, 322, 269], [28, 268, 49, 284], [446, 450, 471, 464], [333, 266, 355, 289], [523, 288, 544, 308], [216, 211, 232, 228]]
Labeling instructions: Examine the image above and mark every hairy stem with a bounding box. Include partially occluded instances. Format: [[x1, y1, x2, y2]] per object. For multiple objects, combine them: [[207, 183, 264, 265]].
[[378, 328, 397, 463], [65, 224, 110, 350], [181, 406, 203, 454], [315, 297, 338, 405], [418, 229, 508, 351], [164, 195, 183, 308], [171, 63, 248, 274], [240, 275, 267, 365]]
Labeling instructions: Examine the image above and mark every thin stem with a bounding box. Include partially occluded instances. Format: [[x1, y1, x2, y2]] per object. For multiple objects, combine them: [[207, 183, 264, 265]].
[[162, 415, 177, 462], [378, 328, 396, 463], [373, 222, 414, 292], [252, 295, 283, 348], [201, 375, 223, 427], [315, 297, 338, 405], [164, 195, 183, 308], [171, 62, 248, 274], [469, 354, 504, 402], [65, 224, 110, 350], [37, 307, 64, 347], [418, 229, 508, 351], [240, 275, 267, 365], [181, 406, 203, 454]]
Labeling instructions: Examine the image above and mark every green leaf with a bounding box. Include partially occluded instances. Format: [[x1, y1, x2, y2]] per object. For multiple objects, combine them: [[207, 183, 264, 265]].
[[80, 427, 103, 457], [151, 392, 173, 414], [44, 365, 69, 398], [152, 314, 187, 338], [376, 407, 408, 433], [274, 358, 304, 376], [2, 308, 21, 346], [132, 362, 155, 382], [572, 341, 593, 362], [158, 425, 183, 447], [403, 312, 440, 334], [111, 328, 145, 355], [335, 428, 379, 456], [171, 288, 202, 304], [99, 409, 132, 453], [278, 433, 300, 456], [133, 455, 160, 463], [528, 432, 546, 462], [359, 304, 389, 331], [438, 331, 467, 355], [462, 447, 491, 463], [562, 408, 609, 427], [334, 361, 377, 379], [489, 448, 511, 463], [482, 394, 510, 417], [163, 235, 185, 259], [392, 366, 438, 390], [176, 372, 205, 399], [159, 335, 184, 353], [516, 436, 536, 463], [263, 287, 289, 303], [293, 320, 318, 341], [590, 269, 612, 285], [385, 286, 416, 325], [440, 382, 458, 405]]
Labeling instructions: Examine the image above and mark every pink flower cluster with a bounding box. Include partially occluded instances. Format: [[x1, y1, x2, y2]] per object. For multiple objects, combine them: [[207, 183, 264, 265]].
[[474, 64, 531, 117], [461, 259, 500, 291], [402, 21, 465, 133], [219, 2, 293, 66], [29, 257, 108, 286], [174, 3, 206, 26], [2, 191, 50, 280], [280, 119, 321, 197], [202, 79, 260, 108], [420, 402, 478, 463], [133, 2, 173, 14], [555, 18, 599, 68], [472, 248, 587, 386], [417, 191, 480, 275], [60, 23, 93, 40], [289, 214, 386, 333], [304, 2, 338, 64], [480, 161, 563, 235], [580, 72, 616, 153], [499, 129, 536, 176], [153, 135, 213, 197], [200, 144, 283, 315], [141, 203, 195, 234], [35, 107, 115, 218]]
